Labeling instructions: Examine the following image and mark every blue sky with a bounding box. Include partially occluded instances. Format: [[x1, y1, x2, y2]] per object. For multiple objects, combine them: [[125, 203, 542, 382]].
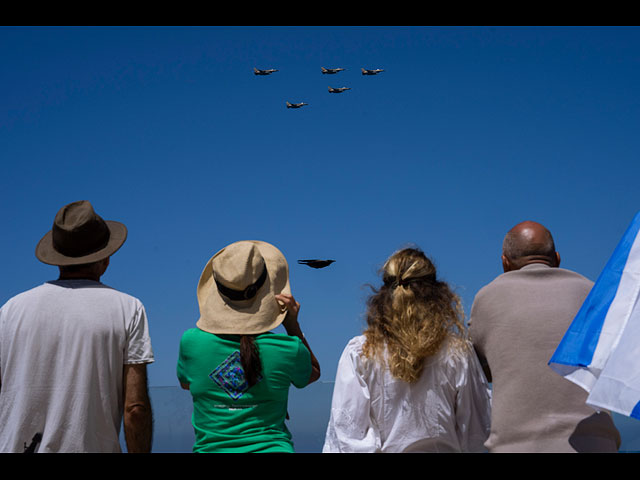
[[1, 26, 639, 389]]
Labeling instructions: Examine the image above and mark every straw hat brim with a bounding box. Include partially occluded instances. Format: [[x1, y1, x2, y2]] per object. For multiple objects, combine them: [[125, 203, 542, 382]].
[[196, 241, 291, 335], [35, 221, 128, 266]]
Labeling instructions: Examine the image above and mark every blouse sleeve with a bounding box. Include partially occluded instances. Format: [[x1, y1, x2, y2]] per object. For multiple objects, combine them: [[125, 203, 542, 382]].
[[322, 337, 381, 453], [454, 345, 492, 452]]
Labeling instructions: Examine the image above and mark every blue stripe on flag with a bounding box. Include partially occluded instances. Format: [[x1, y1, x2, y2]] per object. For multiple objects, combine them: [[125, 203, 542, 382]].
[[631, 401, 640, 421], [549, 212, 640, 367]]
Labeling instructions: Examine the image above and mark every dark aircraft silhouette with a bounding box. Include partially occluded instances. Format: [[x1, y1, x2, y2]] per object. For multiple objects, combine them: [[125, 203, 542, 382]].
[[361, 68, 384, 75], [286, 101, 308, 108], [298, 259, 336, 269], [321, 67, 345, 74], [254, 68, 278, 75], [328, 86, 351, 93]]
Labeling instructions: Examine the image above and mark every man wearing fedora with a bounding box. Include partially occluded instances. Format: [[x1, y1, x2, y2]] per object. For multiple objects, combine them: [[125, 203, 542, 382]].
[[0, 200, 154, 453]]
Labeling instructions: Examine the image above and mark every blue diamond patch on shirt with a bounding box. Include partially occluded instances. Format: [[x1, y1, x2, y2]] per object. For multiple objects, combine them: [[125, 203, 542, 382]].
[[209, 350, 261, 400]]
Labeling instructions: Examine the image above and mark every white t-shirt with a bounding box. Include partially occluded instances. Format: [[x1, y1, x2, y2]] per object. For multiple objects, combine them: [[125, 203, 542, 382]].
[[0, 279, 154, 453], [323, 335, 491, 453]]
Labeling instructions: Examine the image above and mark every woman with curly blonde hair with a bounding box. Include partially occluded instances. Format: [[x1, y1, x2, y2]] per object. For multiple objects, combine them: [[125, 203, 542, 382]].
[[323, 247, 491, 453]]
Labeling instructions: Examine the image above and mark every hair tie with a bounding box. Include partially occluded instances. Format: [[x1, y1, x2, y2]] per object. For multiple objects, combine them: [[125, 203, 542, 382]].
[[392, 273, 437, 289]]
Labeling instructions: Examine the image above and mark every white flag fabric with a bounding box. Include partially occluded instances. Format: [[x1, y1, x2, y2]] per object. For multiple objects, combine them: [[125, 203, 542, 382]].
[[549, 212, 640, 420]]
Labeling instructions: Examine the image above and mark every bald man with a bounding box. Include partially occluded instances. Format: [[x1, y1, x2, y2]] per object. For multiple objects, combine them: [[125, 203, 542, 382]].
[[469, 221, 621, 453]]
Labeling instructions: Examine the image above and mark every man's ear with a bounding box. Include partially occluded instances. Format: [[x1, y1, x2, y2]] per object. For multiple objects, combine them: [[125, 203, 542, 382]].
[[502, 255, 512, 273], [98, 256, 110, 277], [554, 251, 561, 268]]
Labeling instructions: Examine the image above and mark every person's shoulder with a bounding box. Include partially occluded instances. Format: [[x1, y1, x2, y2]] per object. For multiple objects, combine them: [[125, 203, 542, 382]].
[[1, 283, 51, 310], [256, 331, 305, 349], [88, 283, 150, 313], [523, 265, 594, 290], [180, 327, 208, 341], [344, 334, 366, 352], [552, 268, 595, 300], [481, 264, 589, 286], [181, 326, 200, 335], [436, 336, 471, 361], [474, 266, 593, 308], [473, 272, 510, 301], [555, 267, 593, 284], [336, 335, 367, 364], [255, 333, 312, 364], [97, 282, 143, 301], [471, 270, 536, 317], [178, 327, 215, 352]]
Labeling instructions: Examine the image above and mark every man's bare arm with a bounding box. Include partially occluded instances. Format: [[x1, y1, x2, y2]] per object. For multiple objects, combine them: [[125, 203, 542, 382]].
[[123, 363, 153, 453]]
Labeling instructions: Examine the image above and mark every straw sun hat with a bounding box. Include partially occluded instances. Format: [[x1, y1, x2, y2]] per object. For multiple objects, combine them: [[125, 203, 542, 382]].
[[196, 240, 291, 335], [35, 200, 127, 266]]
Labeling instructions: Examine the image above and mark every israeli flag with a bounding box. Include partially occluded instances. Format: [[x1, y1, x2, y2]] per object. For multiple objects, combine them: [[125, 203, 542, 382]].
[[549, 212, 640, 420]]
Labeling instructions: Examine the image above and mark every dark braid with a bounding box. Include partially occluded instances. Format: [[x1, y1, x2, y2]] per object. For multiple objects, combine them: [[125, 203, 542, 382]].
[[240, 335, 262, 388]]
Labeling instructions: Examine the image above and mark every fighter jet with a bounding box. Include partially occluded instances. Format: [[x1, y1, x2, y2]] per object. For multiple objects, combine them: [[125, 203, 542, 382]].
[[328, 86, 351, 93], [321, 67, 345, 74], [298, 259, 335, 269], [361, 68, 384, 75], [254, 67, 278, 75], [286, 101, 308, 109]]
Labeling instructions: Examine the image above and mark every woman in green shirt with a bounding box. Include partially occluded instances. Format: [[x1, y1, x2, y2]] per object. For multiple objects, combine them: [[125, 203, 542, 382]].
[[177, 240, 321, 453]]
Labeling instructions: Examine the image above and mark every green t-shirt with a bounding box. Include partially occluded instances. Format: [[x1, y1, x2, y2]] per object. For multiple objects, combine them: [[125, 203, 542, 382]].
[[177, 327, 312, 453]]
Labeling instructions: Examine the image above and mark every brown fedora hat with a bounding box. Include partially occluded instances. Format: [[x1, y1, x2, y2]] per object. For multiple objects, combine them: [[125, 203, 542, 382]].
[[35, 200, 127, 266]]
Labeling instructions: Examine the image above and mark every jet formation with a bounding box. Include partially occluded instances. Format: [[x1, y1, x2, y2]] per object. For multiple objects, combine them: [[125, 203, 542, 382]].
[[254, 66, 383, 108]]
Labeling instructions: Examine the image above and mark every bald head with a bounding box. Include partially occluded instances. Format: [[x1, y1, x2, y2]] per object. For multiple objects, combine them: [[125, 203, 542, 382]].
[[502, 221, 561, 272]]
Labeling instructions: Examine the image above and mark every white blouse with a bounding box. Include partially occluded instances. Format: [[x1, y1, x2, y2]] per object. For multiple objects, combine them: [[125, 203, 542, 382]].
[[322, 335, 491, 453]]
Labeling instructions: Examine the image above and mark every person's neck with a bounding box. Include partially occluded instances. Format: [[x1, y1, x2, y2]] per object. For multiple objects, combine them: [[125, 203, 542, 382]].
[[58, 272, 101, 282], [521, 259, 554, 268]]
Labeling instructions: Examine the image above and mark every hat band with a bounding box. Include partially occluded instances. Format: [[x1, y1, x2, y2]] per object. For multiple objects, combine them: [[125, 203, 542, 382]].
[[52, 225, 111, 258], [215, 265, 268, 301]]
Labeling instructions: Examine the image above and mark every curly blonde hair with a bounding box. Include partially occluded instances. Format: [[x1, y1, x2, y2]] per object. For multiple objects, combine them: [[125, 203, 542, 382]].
[[362, 247, 468, 383]]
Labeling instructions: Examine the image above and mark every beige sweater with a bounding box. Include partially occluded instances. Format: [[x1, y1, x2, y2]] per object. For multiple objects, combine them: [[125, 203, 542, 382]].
[[469, 263, 621, 453]]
